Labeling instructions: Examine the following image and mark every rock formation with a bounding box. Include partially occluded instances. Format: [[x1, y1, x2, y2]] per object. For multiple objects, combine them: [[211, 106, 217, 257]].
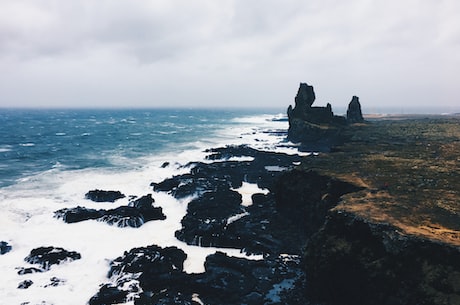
[[287, 83, 346, 146], [0, 241, 12, 255], [347, 95, 364, 123], [55, 194, 166, 228], [85, 189, 125, 202], [24, 246, 81, 270], [287, 82, 365, 146]]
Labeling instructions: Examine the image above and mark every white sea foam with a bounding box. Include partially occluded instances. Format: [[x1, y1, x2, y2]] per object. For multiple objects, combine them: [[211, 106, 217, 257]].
[[232, 182, 269, 207], [0, 112, 302, 305]]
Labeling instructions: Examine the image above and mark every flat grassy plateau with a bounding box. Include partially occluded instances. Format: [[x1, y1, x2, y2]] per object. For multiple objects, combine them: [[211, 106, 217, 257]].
[[302, 115, 460, 246]]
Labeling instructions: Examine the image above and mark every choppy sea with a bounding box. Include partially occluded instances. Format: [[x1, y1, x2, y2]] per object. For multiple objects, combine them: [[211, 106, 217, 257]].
[[0, 108, 300, 304]]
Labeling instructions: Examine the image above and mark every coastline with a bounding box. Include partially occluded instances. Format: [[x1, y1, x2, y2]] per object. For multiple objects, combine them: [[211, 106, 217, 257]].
[[1, 109, 459, 304]]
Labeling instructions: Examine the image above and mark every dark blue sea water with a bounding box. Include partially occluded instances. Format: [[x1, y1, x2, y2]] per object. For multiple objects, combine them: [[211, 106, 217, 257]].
[[0, 108, 284, 188]]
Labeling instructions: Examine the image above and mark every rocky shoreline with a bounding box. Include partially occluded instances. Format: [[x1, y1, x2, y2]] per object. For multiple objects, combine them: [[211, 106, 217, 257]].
[[4, 85, 459, 304], [87, 110, 460, 304]]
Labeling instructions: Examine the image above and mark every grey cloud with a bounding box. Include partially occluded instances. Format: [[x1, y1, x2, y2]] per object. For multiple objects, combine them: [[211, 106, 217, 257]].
[[0, 0, 459, 109]]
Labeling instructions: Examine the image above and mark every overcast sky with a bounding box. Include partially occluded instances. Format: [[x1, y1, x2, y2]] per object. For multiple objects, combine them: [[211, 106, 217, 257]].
[[0, 0, 459, 111]]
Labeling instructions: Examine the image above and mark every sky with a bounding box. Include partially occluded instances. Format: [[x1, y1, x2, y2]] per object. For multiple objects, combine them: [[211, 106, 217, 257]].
[[0, 0, 459, 111]]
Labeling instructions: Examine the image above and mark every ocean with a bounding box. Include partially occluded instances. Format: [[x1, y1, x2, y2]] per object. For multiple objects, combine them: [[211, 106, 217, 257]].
[[0, 108, 296, 304]]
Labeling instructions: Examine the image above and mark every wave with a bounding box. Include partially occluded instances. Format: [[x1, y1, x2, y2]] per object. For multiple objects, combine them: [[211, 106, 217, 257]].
[[0, 110, 293, 304]]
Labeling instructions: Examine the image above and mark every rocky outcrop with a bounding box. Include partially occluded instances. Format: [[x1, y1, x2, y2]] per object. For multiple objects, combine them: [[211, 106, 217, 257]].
[[55, 194, 166, 228], [1, 241, 12, 255], [287, 83, 365, 147], [90, 245, 305, 305], [85, 189, 125, 202], [305, 210, 460, 305], [24, 246, 81, 270], [346, 96, 364, 123], [18, 280, 33, 289], [287, 83, 347, 146]]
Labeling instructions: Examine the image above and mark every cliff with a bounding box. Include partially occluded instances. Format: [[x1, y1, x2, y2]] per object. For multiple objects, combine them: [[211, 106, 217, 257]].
[[300, 116, 460, 304]]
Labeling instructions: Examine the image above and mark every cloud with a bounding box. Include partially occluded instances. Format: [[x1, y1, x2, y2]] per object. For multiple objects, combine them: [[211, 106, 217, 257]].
[[0, 0, 459, 109]]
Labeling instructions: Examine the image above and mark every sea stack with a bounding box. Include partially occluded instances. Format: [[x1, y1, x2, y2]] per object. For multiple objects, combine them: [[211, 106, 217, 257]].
[[287, 82, 346, 146], [346, 96, 364, 123]]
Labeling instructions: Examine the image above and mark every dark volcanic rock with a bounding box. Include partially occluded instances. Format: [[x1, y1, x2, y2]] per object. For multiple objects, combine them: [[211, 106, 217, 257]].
[[24, 246, 81, 270], [18, 279, 33, 289], [274, 169, 363, 236], [17, 267, 44, 275], [55, 194, 166, 228], [175, 187, 245, 248], [305, 211, 460, 305], [91, 244, 305, 305], [152, 145, 302, 198], [90, 245, 189, 305], [287, 82, 347, 145], [85, 189, 125, 202], [194, 252, 304, 305], [45, 277, 66, 287], [55, 206, 104, 223], [1, 241, 12, 254], [89, 284, 128, 305], [347, 95, 364, 123]]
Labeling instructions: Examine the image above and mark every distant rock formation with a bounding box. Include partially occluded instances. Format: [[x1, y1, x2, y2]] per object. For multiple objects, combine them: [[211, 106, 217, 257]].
[[347, 96, 364, 123], [287, 82, 364, 146], [287, 83, 346, 146]]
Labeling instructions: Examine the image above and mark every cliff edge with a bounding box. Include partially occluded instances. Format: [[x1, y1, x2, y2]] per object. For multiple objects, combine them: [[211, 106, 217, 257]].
[[299, 116, 460, 304]]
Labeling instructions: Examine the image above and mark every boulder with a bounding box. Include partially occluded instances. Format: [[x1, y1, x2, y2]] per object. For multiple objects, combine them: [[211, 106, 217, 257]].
[[55, 194, 166, 228], [0, 241, 12, 255], [85, 189, 125, 202], [18, 280, 33, 289], [24, 246, 81, 270], [347, 96, 364, 123]]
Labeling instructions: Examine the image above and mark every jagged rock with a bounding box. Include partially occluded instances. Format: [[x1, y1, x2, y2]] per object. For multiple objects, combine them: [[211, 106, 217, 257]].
[[90, 245, 188, 305], [89, 284, 128, 305], [287, 82, 347, 145], [55, 206, 104, 223], [85, 189, 125, 202], [55, 194, 166, 228], [175, 187, 245, 248], [347, 96, 364, 123], [24, 246, 81, 270], [18, 280, 33, 289], [45, 277, 66, 287], [152, 145, 301, 198], [91, 244, 305, 305], [1, 241, 12, 254], [17, 267, 44, 275], [305, 211, 460, 305]]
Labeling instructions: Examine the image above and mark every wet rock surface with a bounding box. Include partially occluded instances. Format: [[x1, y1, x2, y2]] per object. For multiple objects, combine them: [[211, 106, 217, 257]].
[[1, 241, 12, 254], [90, 245, 305, 305], [24, 246, 81, 270], [85, 189, 126, 202], [54, 194, 166, 228]]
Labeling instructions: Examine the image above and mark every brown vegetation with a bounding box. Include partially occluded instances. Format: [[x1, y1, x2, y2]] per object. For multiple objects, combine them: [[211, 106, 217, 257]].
[[301, 116, 460, 246]]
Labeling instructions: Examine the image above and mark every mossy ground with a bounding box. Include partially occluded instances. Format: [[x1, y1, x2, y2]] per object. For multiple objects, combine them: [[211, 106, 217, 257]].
[[300, 115, 460, 246]]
